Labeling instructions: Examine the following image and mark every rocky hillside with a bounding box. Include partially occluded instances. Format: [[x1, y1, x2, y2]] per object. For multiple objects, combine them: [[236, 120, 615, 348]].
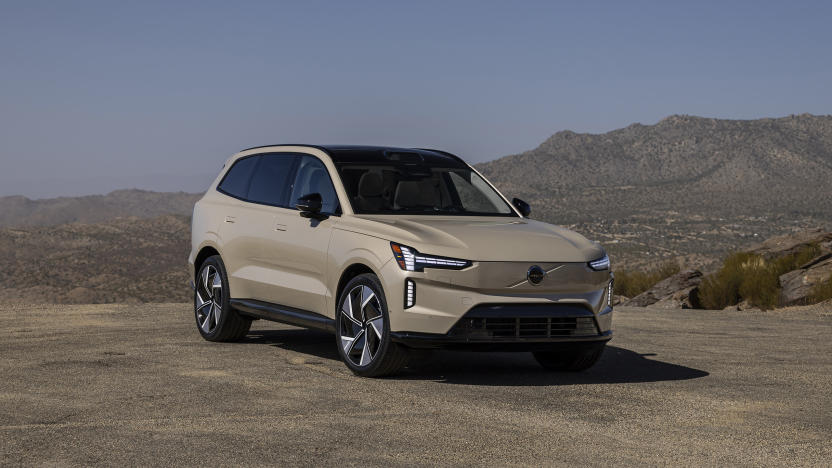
[[0, 215, 191, 304], [478, 114, 832, 268], [0, 189, 201, 228]]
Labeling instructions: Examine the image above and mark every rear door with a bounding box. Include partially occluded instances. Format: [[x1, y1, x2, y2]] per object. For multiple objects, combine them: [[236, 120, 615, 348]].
[[225, 152, 300, 303]]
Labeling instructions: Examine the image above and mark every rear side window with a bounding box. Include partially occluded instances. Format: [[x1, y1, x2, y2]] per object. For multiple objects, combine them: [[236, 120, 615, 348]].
[[217, 156, 258, 199], [247, 154, 298, 206]]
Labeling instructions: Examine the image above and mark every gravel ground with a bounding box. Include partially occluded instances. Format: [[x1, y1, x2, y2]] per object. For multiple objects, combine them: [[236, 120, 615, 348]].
[[1, 303, 830, 466]]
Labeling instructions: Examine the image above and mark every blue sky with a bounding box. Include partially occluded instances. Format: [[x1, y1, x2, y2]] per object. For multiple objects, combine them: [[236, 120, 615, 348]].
[[1, 0, 830, 197]]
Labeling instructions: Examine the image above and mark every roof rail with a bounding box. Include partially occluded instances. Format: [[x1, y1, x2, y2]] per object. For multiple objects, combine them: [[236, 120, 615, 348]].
[[237, 144, 331, 154], [412, 148, 468, 165]]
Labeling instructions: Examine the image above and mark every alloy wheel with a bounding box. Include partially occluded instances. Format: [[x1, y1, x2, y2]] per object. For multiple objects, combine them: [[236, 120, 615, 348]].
[[195, 264, 223, 334], [339, 285, 385, 366]]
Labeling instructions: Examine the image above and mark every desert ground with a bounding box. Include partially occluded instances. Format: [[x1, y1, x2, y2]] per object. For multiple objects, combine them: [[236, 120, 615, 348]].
[[1, 303, 830, 466]]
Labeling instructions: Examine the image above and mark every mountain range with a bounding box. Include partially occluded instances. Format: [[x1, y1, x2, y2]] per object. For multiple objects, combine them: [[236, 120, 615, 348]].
[[0, 189, 200, 228], [477, 113, 832, 267], [2, 113, 831, 302]]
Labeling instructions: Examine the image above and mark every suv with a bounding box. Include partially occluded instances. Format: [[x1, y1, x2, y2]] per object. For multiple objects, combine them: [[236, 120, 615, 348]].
[[189, 145, 613, 377]]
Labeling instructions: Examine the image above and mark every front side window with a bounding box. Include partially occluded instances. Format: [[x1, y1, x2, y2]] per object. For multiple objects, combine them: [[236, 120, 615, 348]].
[[336, 164, 516, 216], [247, 154, 298, 206], [290, 156, 339, 214], [217, 156, 258, 199]]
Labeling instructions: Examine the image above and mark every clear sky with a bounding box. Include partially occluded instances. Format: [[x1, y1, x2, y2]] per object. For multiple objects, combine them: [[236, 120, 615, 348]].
[[1, 0, 830, 198]]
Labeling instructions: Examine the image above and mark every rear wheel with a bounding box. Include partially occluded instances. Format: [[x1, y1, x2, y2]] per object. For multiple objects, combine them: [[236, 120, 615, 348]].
[[194, 255, 251, 342], [335, 274, 408, 377], [533, 343, 606, 371]]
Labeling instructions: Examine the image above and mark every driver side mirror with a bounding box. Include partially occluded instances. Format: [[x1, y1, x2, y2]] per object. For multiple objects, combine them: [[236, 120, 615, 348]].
[[296, 193, 327, 220], [512, 198, 531, 217]]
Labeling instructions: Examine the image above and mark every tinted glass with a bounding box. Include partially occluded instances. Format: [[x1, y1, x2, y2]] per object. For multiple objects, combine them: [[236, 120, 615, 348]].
[[336, 164, 515, 216], [247, 154, 298, 206], [290, 156, 339, 214], [217, 156, 258, 199]]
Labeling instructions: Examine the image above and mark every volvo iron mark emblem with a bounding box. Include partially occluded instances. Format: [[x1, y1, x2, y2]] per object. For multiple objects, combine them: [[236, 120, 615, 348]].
[[527, 265, 545, 285]]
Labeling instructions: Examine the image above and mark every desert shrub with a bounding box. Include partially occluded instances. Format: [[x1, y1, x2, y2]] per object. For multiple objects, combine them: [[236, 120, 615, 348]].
[[614, 262, 680, 298], [698, 244, 821, 310], [810, 274, 832, 303]]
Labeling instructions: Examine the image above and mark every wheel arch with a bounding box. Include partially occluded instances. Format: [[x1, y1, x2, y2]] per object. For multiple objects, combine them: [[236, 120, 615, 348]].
[[335, 262, 379, 310], [194, 245, 221, 278]]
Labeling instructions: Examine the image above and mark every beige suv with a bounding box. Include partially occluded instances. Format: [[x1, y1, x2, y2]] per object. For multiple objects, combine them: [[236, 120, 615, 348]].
[[189, 145, 613, 376]]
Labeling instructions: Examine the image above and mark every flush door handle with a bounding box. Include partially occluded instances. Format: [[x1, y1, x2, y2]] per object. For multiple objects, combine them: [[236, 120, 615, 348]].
[[225, 216, 236, 223]]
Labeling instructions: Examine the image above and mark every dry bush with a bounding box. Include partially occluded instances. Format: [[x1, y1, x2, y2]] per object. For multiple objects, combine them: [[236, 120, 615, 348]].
[[614, 262, 680, 298], [699, 244, 821, 310]]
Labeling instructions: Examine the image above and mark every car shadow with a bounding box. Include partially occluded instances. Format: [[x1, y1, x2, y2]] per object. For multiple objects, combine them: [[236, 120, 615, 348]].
[[243, 329, 709, 386]]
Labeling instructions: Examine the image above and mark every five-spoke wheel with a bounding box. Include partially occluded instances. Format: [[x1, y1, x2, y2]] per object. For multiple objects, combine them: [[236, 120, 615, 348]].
[[339, 284, 385, 366], [335, 273, 408, 377], [195, 264, 223, 334], [193, 255, 251, 342]]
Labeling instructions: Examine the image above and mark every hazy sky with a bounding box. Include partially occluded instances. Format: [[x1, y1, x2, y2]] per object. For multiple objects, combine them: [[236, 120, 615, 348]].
[[2, 0, 830, 198]]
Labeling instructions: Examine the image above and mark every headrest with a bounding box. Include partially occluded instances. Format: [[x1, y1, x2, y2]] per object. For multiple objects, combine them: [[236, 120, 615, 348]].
[[358, 172, 384, 197], [394, 180, 439, 208]]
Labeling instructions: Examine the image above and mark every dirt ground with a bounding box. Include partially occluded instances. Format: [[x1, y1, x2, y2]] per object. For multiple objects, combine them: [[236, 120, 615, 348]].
[[1, 303, 830, 466]]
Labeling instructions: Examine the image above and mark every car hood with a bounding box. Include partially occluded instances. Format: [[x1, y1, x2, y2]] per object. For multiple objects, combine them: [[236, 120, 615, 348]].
[[338, 215, 604, 263]]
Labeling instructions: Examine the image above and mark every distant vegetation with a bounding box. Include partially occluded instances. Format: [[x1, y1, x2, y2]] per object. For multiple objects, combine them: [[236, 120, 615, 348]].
[[698, 244, 820, 310], [614, 262, 680, 298]]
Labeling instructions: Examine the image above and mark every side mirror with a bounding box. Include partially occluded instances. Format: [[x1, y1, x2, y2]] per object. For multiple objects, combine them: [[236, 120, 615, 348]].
[[296, 193, 327, 219], [512, 198, 531, 217]]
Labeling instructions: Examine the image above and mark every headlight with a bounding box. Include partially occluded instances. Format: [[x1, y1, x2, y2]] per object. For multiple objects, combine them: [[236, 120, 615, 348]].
[[589, 254, 610, 271], [390, 242, 471, 272]]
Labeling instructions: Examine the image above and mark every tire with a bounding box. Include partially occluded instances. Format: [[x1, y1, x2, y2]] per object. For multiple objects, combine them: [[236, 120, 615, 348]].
[[533, 342, 606, 372], [335, 273, 409, 377], [194, 255, 251, 342]]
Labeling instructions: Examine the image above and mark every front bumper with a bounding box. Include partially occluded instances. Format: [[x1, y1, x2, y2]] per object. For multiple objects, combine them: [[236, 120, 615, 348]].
[[391, 303, 613, 350], [379, 258, 614, 339]]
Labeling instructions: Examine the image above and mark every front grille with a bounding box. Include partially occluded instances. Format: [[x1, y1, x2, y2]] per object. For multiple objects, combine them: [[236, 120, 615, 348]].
[[449, 316, 598, 340]]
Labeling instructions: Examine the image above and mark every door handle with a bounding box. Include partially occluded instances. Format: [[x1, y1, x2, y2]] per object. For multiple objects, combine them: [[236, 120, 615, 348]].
[[225, 216, 235, 223], [274, 223, 287, 232]]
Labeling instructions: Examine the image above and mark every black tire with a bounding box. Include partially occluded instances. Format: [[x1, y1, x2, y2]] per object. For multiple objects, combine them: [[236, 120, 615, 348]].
[[533, 342, 606, 372], [335, 273, 409, 377], [194, 255, 251, 342]]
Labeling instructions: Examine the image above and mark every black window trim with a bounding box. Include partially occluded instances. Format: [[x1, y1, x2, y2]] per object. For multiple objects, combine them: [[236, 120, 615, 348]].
[[216, 151, 342, 216]]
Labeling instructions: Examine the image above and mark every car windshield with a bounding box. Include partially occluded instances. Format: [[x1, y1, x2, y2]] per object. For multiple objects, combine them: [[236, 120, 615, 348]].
[[336, 164, 516, 216]]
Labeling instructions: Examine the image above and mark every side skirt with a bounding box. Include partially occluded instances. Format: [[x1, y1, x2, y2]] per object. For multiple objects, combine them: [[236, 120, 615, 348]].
[[230, 298, 335, 333]]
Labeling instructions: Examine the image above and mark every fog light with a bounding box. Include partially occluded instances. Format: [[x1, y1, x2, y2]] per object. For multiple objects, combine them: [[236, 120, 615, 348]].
[[404, 279, 415, 309]]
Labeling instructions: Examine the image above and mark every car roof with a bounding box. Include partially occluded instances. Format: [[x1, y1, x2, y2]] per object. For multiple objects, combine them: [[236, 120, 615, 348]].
[[238, 144, 468, 167]]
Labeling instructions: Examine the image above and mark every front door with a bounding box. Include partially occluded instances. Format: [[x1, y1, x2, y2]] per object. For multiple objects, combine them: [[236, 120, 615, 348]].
[[233, 153, 339, 316]]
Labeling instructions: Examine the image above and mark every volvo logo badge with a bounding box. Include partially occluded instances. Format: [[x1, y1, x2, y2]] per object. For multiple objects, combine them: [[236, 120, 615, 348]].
[[527, 265, 545, 285]]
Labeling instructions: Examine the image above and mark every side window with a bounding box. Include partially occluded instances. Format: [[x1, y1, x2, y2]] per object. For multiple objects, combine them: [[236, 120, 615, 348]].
[[247, 154, 298, 206], [290, 156, 339, 214], [217, 156, 258, 199]]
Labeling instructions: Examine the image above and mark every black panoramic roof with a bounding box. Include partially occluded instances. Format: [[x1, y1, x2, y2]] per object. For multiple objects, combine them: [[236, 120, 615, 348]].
[[238, 144, 468, 167]]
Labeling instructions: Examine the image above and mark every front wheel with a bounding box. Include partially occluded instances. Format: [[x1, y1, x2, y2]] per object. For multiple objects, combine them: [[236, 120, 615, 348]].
[[533, 343, 606, 372], [335, 274, 409, 377]]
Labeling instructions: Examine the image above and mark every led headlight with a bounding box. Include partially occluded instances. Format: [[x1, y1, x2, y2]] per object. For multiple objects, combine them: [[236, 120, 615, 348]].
[[589, 254, 610, 271], [391, 242, 471, 272]]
